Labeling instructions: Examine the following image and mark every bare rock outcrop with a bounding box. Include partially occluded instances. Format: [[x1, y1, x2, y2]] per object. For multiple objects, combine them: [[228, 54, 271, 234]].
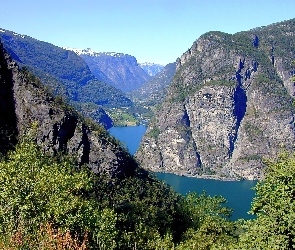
[[136, 20, 295, 180]]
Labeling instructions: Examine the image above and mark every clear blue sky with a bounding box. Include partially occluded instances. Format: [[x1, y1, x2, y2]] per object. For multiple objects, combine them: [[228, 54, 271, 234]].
[[0, 0, 294, 65]]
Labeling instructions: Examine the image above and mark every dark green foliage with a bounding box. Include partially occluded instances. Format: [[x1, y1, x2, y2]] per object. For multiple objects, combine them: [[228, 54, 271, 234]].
[[92, 171, 182, 248], [148, 127, 161, 139], [2, 18, 295, 249], [175, 192, 239, 249], [3, 130, 295, 249], [238, 152, 295, 249], [23, 65, 69, 97], [0, 132, 103, 247], [0, 29, 133, 110], [176, 192, 232, 233], [0, 129, 238, 249], [79, 79, 133, 108], [0, 30, 94, 84]]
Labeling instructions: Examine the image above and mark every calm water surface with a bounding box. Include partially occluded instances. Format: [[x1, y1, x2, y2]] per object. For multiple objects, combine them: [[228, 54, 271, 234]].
[[109, 125, 147, 155], [156, 172, 256, 221], [109, 125, 257, 221]]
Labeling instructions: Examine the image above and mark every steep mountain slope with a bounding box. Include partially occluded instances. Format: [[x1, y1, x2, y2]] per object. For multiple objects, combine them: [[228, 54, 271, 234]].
[[66, 48, 151, 92], [0, 41, 137, 177], [128, 62, 176, 106], [139, 62, 164, 76], [136, 19, 295, 180], [0, 29, 133, 128]]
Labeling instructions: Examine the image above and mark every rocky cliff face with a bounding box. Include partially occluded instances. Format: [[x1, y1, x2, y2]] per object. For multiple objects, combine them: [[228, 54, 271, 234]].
[[136, 19, 295, 180], [0, 42, 18, 153], [0, 41, 137, 177]]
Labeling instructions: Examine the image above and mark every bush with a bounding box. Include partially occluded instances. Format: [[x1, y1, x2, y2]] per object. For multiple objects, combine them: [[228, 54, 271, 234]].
[[0, 132, 117, 248], [238, 152, 295, 249]]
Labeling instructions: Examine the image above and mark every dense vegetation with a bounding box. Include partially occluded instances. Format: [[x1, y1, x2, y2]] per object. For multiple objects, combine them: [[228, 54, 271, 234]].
[[1, 125, 295, 249], [0, 128, 238, 249], [237, 152, 295, 249]]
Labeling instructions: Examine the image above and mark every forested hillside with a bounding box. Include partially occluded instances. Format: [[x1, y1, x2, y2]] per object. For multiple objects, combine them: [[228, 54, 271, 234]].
[[0, 29, 133, 128]]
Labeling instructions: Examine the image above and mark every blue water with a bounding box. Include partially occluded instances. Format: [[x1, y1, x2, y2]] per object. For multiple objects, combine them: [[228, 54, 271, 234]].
[[156, 172, 256, 221], [109, 125, 257, 221], [109, 125, 147, 155]]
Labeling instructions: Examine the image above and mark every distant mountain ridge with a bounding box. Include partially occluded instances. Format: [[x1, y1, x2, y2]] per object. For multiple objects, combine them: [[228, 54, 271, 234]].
[[65, 47, 151, 92], [139, 62, 165, 76], [63, 47, 128, 58], [0, 28, 135, 128], [128, 62, 176, 106]]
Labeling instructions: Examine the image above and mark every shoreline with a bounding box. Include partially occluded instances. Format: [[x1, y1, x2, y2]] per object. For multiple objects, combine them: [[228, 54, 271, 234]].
[[153, 170, 258, 182]]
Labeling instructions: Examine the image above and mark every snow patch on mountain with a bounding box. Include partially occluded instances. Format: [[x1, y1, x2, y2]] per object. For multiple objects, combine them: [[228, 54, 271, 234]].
[[139, 62, 165, 76], [63, 47, 128, 58], [0, 29, 26, 38]]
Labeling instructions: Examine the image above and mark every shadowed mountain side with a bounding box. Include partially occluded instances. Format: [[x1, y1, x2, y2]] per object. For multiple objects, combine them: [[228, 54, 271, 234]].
[[0, 29, 134, 128], [79, 52, 151, 92], [0, 41, 138, 178]]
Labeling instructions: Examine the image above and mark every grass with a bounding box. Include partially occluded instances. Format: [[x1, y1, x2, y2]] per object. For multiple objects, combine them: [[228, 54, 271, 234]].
[[107, 109, 139, 126]]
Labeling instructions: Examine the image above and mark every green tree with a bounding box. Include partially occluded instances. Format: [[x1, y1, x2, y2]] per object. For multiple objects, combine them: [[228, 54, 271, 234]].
[[239, 152, 295, 249], [0, 132, 118, 249], [0, 128, 241, 249], [175, 192, 238, 249]]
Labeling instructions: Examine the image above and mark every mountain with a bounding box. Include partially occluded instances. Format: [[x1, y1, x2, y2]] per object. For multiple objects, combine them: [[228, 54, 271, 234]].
[[135, 18, 295, 180], [139, 62, 165, 76], [128, 62, 176, 106], [0, 41, 137, 177], [0, 29, 133, 128], [65, 47, 151, 92]]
